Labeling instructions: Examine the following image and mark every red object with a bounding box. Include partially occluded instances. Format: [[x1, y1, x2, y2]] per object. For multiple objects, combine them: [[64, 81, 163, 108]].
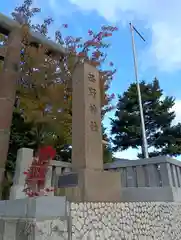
[[104, 32, 112, 37], [62, 24, 68, 28], [88, 30, 93, 35], [38, 146, 56, 163], [111, 93, 115, 98], [25, 146, 56, 190]]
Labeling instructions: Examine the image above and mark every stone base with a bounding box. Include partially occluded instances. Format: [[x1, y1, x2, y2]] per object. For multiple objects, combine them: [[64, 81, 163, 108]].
[[0, 196, 67, 219], [65, 169, 121, 202], [10, 185, 54, 200], [0, 196, 68, 239], [120, 186, 181, 202], [0, 168, 5, 198]]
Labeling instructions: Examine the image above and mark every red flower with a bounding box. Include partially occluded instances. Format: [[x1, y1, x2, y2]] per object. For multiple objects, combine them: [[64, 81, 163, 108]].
[[111, 93, 115, 98], [27, 192, 34, 197], [88, 29, 93, 35], [92, 50, 101, 58], [62, 24, 68, 28], [104, 32, 112, 37], [77, 52, 86, 57], [85, 40, 100, 47], [38, 146, 56, 161]]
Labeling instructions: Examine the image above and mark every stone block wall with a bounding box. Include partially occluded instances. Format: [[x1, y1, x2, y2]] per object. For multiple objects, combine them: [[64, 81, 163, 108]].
[[0, 217, 68, 239], [1, 199, 181, 239], [70, 202, 181, 239], [0, 196, 69, 239]]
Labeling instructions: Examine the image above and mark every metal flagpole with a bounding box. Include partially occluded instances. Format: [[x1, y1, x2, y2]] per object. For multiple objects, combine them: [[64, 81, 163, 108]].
[[129, 22, 149, 158]]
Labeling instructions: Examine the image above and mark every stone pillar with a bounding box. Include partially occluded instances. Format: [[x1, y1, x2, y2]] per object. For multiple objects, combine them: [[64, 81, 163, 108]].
[[44, 166, 54, 196], [69, 62, 121, 202], [160, 163, 174, 187], [72, 62, 103, 170], [0, 29, 22, 193], [10, 148, 33, 200]]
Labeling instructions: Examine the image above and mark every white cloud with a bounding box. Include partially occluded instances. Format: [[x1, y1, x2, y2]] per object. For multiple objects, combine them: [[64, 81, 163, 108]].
[[67, 0, 181, 72], [48, 0, 76, 17], [114, 148, 139, 160]]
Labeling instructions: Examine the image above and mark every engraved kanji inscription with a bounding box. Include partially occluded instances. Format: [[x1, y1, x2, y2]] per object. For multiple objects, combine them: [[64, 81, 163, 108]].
[[89, 104, 97, 114], [88, 87, 96, 98], [88, 72, 96, 83], [90, 121, 98, 131]]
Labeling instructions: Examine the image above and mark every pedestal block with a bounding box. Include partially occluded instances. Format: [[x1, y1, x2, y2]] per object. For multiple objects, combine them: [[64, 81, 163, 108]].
[[64, 169, 121, 202]]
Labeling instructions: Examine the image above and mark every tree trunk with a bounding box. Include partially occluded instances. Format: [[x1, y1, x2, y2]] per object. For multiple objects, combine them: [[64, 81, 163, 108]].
[[0, 28, 21, 197]]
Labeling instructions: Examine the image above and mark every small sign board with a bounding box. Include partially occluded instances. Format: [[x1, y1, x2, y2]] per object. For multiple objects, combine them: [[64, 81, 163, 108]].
[[58, 172, 78, 188]]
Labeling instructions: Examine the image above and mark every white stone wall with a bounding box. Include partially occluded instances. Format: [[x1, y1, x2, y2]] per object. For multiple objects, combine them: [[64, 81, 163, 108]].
[[71, 202, 181, 240]]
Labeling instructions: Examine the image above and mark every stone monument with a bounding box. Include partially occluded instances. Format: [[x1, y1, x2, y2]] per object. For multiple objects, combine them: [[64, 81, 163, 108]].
[[66, 62, 121, 201], [10, 148, 34, 199], [10, 148, 54, 199]]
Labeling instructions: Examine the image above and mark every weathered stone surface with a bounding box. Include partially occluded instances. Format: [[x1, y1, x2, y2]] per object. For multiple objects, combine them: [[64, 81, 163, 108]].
[[34, 217, 68, 240], [69, 63, 121, 202], [71, 202, 181, 240], [0, 217, 68, 240], [2, 200, 181, 239], [72, 63, 103, 171]]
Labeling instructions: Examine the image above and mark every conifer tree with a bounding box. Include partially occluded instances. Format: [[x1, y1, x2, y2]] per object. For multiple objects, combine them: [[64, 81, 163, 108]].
[[111, 78, 181, 157]]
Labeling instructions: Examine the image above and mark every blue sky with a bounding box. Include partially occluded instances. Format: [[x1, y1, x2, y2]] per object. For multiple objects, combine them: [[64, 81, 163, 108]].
[[2, 0, 181, 159]]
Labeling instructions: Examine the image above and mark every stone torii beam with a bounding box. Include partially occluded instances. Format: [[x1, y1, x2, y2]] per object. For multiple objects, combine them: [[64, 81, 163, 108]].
[[0, 13, 66, 56]]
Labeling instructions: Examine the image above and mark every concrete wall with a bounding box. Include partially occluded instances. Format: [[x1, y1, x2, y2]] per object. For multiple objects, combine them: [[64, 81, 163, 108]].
[[0, 196, 69, 240], [0, 217, 68, 239], [104, 156, 181, 202]]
